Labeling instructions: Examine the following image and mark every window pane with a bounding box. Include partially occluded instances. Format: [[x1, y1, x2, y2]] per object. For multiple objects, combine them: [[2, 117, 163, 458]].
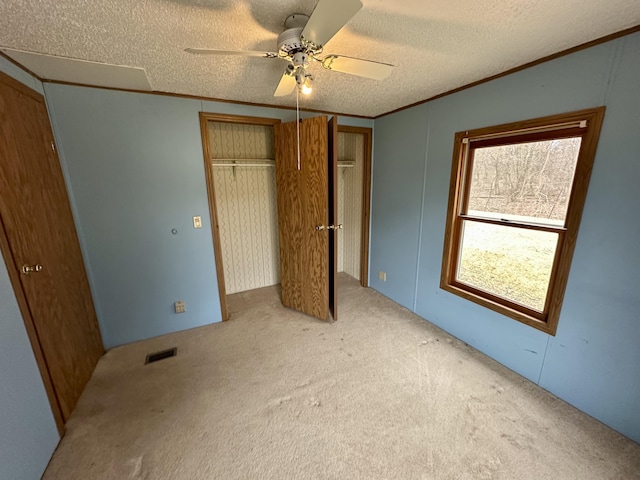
[[456, 220, 558, 312], [467, 137, 581, 225]]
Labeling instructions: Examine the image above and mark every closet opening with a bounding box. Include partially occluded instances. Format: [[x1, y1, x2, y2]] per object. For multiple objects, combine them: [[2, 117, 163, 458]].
[[336, 125, 372, 289], [199, 113, 372, 320]]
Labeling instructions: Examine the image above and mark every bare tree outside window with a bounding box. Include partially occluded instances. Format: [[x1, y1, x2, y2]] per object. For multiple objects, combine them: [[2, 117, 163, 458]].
[[468, 138, 581, 223]]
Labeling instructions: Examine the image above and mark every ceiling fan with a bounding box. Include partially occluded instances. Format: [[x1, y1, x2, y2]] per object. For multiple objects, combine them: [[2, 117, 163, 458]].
[[185, 0, 393, 97]]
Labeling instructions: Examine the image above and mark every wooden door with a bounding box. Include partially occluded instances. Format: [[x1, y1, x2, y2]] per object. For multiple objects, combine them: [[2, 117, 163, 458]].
[[275, 115, 337, 321], [0, 73, 104, 425]]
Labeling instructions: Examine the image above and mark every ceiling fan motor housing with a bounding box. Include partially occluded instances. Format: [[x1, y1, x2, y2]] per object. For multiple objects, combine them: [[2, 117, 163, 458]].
[[277, 27, 307, 56]]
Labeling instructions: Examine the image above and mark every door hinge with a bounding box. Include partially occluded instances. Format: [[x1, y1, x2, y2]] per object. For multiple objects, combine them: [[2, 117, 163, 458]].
[[50, 142, 56, 153]]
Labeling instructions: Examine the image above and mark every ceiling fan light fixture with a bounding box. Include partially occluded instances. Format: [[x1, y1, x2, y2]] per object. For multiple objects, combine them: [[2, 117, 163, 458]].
[[301, 75, 313, 95]]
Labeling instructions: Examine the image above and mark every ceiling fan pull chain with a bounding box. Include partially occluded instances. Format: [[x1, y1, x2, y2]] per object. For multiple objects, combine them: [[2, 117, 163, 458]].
[[296, 87, 301, 171]]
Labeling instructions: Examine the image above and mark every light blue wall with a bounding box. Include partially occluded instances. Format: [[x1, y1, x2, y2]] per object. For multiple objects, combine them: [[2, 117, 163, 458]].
[[369, 104, 429, 310], [0, 62, 59, 480], [45, 87, 220, 349], [370, 32, 640, 443], [44, 84, 372, 348]]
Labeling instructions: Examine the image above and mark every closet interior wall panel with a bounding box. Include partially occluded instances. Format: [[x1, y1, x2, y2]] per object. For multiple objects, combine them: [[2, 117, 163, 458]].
[[208, 122, 280, 294], [337, 167, 346, 273], [337, 132, 364, 281]]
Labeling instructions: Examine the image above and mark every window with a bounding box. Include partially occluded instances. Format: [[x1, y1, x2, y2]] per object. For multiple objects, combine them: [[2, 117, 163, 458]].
[[441, 108, 605, 335]]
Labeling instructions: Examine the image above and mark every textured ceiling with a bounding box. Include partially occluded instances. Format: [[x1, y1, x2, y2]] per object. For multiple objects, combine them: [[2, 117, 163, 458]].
[[1, 0, 639, 117]]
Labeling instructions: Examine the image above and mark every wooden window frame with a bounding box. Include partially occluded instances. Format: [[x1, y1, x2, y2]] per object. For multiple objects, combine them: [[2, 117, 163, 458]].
[[440, 107, 606, 335]]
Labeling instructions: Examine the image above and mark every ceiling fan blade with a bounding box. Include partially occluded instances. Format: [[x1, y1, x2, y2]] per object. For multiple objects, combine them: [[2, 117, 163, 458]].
[[301, 0, 362, 47], [274, 71, 297, 97], [185, 48, 279, 58], [322, 55, 393, 81]]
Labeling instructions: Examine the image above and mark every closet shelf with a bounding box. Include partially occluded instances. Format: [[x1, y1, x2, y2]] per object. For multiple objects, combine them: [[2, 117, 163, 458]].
[[211, 159, 354, 168], [212, 158, 274, 168]]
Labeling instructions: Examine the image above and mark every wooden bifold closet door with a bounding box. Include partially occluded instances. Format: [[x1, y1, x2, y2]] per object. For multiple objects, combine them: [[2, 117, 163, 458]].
[[274, 115, 338, 322], [0, 72, 103, 431]]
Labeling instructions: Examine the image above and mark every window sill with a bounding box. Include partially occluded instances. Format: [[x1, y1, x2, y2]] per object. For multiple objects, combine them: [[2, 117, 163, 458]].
[[439, 282, 555, 335]]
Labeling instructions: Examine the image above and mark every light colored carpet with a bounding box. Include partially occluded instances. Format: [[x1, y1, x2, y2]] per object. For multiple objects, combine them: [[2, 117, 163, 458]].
[[43, 274, 640, 479]]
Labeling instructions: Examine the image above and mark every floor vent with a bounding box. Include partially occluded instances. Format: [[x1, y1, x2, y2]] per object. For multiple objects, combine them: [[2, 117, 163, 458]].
[[145, 347, 177, 365]]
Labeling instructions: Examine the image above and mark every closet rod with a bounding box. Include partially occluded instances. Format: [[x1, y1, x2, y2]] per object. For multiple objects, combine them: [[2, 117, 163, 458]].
[[212, 158, 274, 162], [212, 163, 354, 168], [212, 163, 275, 168]]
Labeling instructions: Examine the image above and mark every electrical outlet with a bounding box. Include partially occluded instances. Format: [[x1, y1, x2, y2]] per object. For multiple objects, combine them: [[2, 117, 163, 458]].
[[193, 216, 202, 229], [174, 301, 186, 313], [379, 271, 386, 282]]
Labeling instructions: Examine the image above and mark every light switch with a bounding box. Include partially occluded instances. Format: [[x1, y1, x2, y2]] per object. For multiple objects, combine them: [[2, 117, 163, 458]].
[[379, 271, 387, 281], [193, 216, 202, 229]]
